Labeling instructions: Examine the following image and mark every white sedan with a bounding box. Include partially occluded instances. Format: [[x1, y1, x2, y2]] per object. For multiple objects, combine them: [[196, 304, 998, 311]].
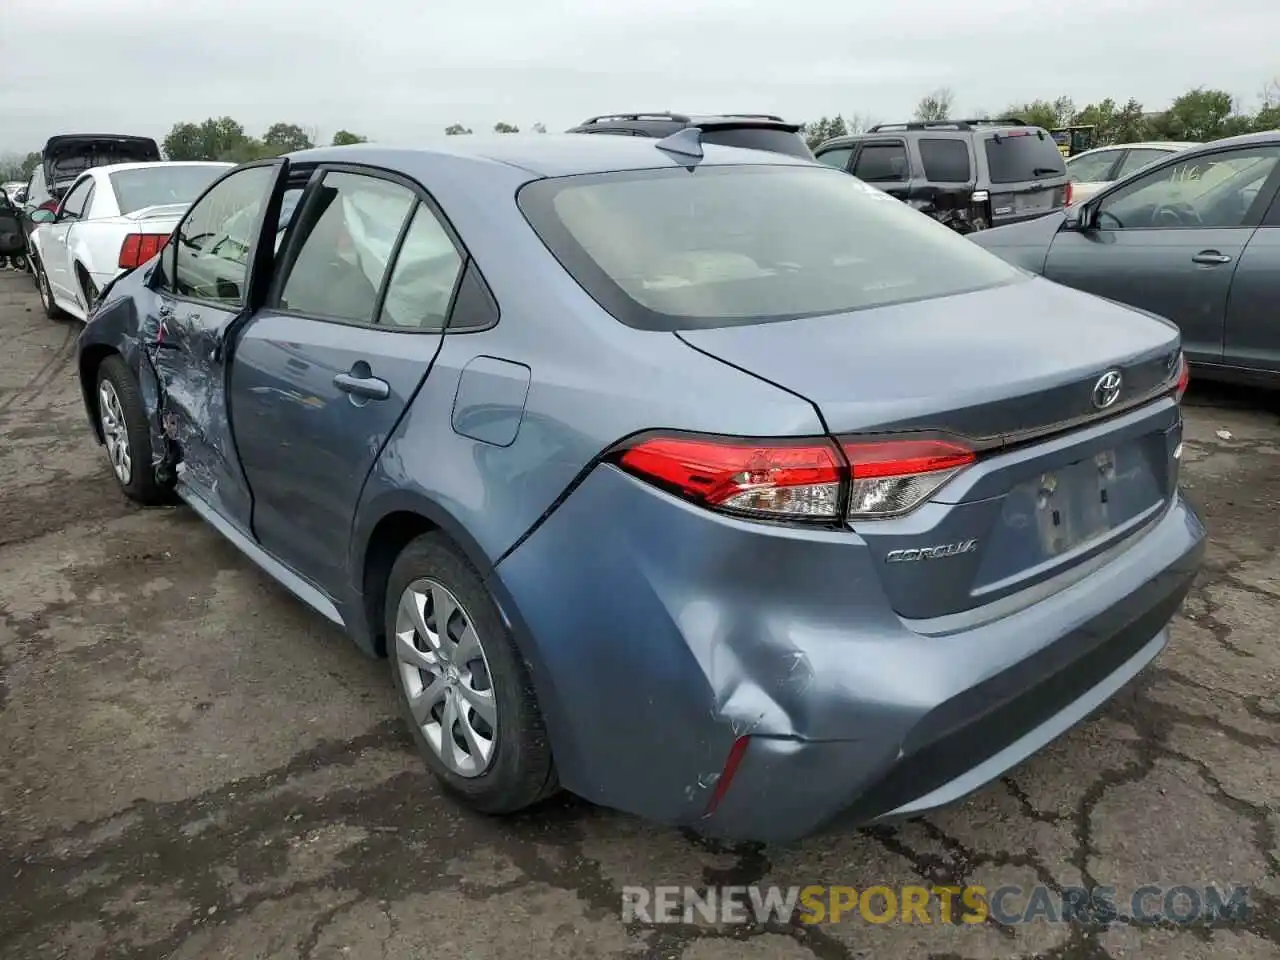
[[29, 161, 232, 320], [1065, 141, 1199, 205]]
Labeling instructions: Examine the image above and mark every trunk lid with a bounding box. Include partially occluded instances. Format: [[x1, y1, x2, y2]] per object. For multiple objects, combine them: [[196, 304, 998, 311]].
[[677, 276, 1184, 620], [122, 202, 189, 223], [42, 135, 161, 190]]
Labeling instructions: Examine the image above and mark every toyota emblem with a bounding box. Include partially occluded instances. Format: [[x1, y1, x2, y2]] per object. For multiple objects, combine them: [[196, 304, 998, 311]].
[[1092, 370, 1123, 409]]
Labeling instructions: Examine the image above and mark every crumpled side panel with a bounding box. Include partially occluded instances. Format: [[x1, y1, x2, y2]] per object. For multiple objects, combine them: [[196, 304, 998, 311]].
[[142, 310, 235, 496]]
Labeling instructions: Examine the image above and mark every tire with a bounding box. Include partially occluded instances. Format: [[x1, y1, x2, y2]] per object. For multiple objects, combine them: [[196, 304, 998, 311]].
[[10, 253, 26, 272], [34, 259, 65, 320], [386, 532, 558, 813], [95, 354, 172, 505]]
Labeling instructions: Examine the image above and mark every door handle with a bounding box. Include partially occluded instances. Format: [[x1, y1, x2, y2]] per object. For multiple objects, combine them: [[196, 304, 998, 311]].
[[1191, 251, 1232, 265], [334, 372, 390, 401]]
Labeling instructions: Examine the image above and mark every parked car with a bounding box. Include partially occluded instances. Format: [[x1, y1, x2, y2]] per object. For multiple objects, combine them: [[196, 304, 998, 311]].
[[814, 118, 1070, 233], [0, 187, 25, 267], [29, 161, 231, 320], [76, 135, 1203, 843], [18, 135, 163, 279], [567, 112, 814, 158], [1065, 141, 1199, 204], [971, 130, 1280, 385]]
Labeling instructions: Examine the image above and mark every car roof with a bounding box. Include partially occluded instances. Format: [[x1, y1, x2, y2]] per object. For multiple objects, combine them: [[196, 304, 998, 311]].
[[87, 160, 235, 177], [1164, 130, 1280, 160], [286, 133, 814, 178], [1070, 141, 1199, 157]]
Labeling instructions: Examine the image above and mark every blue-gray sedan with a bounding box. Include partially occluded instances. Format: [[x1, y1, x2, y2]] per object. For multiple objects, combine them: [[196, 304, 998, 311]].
[[75, 133, 1204, 842]]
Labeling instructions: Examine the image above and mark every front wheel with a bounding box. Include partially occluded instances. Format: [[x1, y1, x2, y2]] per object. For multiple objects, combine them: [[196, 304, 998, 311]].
[[386, 532, 558, 813], [35, 260, 65, 320], [95, 355, 172, 505]]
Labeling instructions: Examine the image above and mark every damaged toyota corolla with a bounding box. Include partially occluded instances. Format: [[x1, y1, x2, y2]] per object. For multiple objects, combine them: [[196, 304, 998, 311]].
[[75, 134, 1205, 843]]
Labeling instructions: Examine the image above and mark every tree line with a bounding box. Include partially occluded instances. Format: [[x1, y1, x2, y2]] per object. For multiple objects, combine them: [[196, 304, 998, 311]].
[[3, 81, 1278, 180], [801, 82, 1280, 150]]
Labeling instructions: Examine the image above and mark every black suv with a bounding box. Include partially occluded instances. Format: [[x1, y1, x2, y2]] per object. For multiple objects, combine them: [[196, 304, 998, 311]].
[[567, 112, 814, 159], [813, 119, 1070, 233]]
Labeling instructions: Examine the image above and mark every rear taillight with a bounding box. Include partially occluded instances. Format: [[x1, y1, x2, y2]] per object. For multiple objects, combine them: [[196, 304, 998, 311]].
[[1064, 181, 1074, 206], [1174, 351, 1190, 403], [616, 434, 844, 520], [841, 439, 976, 519], [613, 433, 976, 523], [118, 232, 169, 269]]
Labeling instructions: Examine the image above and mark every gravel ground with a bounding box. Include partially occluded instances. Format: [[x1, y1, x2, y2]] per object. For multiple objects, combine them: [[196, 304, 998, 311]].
[[0, 270, 1277, 959]]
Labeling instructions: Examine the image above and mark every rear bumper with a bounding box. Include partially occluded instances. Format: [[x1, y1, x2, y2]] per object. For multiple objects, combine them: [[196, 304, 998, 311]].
[[493, 466, 1205, 843]]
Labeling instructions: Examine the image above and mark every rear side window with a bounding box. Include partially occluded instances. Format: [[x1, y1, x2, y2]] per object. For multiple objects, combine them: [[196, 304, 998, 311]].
[[852, 143, 908, 182], [1114, 148, 1171, 178], [378, 203, 464, 331], [918, 139, 971, 182], [518, 164, 1023, 331], [699, 128, 814, 159], [280, 172, 416, 324], [984, 132, 1067, 184], [815, 147, 853, 170]]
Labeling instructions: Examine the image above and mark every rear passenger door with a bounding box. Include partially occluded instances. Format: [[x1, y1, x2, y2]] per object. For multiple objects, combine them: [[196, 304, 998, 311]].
[[230, 166, 484, 595], [1221, 187, 1280, 375], [850, 139, 911, 200]]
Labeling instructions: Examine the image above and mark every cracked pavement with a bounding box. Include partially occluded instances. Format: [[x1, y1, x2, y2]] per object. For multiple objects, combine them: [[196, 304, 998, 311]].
[[0, 270, 1276, 959]]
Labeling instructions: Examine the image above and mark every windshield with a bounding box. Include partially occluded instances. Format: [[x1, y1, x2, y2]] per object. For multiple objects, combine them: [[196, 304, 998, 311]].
[[984, 132, 1067, 184], [109, 165, 230, 214], [518, 164, 1024, 331]]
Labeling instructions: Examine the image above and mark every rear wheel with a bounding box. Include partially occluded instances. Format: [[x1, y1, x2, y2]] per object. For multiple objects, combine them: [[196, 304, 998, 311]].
[[77, 265, 98, 310], [386, 532, 558, 813], [95, 355, 171, 505], [35, 259, 65, 320]]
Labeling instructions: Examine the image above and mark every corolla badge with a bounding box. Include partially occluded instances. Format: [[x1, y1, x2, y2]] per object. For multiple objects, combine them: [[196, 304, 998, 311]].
[[1092, 370, 1123, 409], [885, 539, 978, 563]]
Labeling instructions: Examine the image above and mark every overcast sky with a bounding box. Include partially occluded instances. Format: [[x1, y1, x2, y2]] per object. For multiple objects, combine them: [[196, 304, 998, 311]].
[[3, 0, 1278, 153]]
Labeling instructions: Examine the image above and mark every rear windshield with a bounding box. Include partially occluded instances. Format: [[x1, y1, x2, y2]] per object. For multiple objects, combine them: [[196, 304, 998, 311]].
[[983, 132, 1067, 184], [699, 127, 814, 159], [518, 164, 1023, 331], [109, 165, 229, 214]]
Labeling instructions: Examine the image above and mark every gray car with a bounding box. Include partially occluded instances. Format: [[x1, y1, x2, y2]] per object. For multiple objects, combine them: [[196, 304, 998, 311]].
[[76, 136, 1204, 842], [972, 131, 1280, 385]]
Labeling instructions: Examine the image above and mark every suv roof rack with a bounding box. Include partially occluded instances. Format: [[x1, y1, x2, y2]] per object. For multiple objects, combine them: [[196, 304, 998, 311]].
[[708, 113, 787, 122], [579, 112, 690, 125], [867, 117, 1028, 132]]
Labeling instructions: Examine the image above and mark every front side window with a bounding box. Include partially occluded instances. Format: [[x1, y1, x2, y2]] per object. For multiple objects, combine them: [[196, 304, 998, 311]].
[[279, 171, 416, 324], [519, 164, 1024, 331], [852, 142, 908, 182], [1096, 146, 1280, 230], [815, 147, 853, 170], [173, 164, 276, 306], [1065, 150, 1121, 184], [378, 203, 464, 330], [59, 178, 93, 220]]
